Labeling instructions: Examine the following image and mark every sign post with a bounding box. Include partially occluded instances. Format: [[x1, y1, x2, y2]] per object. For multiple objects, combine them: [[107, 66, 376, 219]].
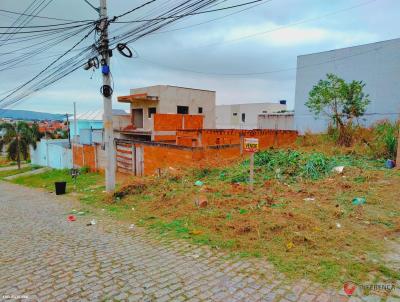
[[244, 137, 259, 191]]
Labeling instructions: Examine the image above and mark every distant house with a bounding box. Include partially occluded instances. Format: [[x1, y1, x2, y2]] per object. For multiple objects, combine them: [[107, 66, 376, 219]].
[[216, 101, 287, 129], [69, 109, 129, 137], [117, 85, 216, 141], [294, 38, 400, 134]]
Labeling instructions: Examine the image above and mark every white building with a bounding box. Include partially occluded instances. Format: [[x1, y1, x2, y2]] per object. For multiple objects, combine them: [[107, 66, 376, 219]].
[[258, 112, 294, 130], [294, 38, 400, 134], [216, 101, 287, 129]]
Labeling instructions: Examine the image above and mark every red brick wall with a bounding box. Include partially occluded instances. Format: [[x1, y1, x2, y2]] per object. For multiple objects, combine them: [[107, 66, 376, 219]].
[[72, 144, 97, 172], [153, 113, 204, 131], [141, 144, 198, 175], [132, 142, 240, 175], [176, 129, 298, 149]]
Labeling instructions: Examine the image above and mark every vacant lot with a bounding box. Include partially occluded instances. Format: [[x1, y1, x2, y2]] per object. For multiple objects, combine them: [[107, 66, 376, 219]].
[[9, 133, 400, 288]]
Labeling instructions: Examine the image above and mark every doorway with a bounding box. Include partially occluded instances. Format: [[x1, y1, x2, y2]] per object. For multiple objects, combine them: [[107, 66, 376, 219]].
[[132, 109, 143, 128]]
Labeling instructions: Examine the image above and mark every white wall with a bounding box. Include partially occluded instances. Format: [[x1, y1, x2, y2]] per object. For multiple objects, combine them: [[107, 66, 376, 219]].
[[258, 114, 294, 130], [216, 102, 287, 129], [294, 38, 400, 134], [30, 139, 72, 169]]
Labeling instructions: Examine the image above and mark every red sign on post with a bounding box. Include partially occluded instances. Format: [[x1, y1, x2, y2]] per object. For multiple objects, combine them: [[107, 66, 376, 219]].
[[244, 137, 259, 153], [243, 137, 259, 191]]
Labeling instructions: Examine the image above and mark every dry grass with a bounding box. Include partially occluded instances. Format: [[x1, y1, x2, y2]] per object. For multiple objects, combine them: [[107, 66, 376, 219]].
[[107, 157, 399, 286]]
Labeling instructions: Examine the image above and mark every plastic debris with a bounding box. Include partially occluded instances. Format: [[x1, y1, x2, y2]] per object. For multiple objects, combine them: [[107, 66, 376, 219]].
[[303, 197, 315, 202], [352, 197, 366, 206], [67, 215, 76, 222], [129, 224, 135, 230], [385, 159, 395, 169], [336, 222, 342, 228], [131, 207, 135, 211], [87, 219, 96, 226], [194, 180, 204, 186], [332, 166, 345, 174]]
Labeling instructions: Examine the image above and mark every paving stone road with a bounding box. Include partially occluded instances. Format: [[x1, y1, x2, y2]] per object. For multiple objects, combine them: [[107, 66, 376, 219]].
[[0, 182, 398, 302]]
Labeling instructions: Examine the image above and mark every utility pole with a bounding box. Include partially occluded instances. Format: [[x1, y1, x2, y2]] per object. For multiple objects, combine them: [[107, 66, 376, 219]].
[[99, 0, 115, 192], [65, 113, 71, 148], [73, 102, 77, 143], [396, 122, 400, 169]]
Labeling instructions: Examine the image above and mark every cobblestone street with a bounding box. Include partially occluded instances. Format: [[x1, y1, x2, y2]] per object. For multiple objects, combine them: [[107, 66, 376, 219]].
[[0, 182, 397, 302]]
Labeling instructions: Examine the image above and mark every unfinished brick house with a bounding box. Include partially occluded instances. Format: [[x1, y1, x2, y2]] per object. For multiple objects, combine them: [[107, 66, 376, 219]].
[[117, 85, 216, 142]]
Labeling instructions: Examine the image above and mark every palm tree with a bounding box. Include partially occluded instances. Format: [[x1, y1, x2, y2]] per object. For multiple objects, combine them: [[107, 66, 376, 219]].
[[0, 121, 38, 169]]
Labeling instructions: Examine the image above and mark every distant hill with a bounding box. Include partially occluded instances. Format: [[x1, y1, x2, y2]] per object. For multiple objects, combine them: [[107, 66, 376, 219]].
[[0, 109, 65, 121]]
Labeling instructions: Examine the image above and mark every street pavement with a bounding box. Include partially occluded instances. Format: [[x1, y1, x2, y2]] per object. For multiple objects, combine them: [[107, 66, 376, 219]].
[[0, 182, 397, 302]]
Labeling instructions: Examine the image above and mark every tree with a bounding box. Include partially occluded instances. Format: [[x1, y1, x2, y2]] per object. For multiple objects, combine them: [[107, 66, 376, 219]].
[[306, 73, 370, 146], [0, 122, 38, 169]]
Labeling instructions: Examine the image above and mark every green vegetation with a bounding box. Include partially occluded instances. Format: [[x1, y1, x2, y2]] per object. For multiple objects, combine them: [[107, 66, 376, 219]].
[[4, 129, 399, 288], [0, 165, 40, 179], [101, 148, 399, 286], [11, 168, 104, 195], [217, 149, 382, 184], [306, 73, 370, 146], [0, 121, 40, 169]]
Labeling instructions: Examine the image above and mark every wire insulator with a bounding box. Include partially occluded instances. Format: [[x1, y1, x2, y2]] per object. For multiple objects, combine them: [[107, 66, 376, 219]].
[[116, 43, 133, 58], [100, 85, 113, 97]]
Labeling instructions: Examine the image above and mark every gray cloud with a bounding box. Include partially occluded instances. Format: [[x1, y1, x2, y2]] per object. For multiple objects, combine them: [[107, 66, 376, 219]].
[[0, 0, 399, 113]]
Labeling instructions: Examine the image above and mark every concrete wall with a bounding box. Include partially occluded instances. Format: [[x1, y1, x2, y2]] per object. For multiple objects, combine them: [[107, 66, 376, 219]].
[[294, 38, 400, 134], [258, 113, 295, 130], [216, 102, 287, 129], [129, 85, 216, 129], [30, 139, 72, 169]]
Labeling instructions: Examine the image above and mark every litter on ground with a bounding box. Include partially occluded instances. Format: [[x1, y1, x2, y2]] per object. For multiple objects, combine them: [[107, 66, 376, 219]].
[[67, 215, 76, 222], [332, 166, 345, 173], [194, 180, 204, 186], [352, 197, 366, 206]]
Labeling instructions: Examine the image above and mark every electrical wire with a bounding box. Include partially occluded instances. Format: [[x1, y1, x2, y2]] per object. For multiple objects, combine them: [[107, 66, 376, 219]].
[[0, 20, 95, 29], [0, 8, 84, 22], [0, 27, 96, 107], [113, 0, 265, 23], [136, 39, 400, 77]]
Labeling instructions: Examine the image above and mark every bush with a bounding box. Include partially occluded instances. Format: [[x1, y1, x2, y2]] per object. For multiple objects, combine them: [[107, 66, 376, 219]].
[[373, 120, 398, 159]]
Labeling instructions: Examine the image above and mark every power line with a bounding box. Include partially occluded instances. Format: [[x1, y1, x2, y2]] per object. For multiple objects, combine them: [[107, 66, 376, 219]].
[[182, 0, 378, 50], [112, 0, 265, 23], [0, 27, 95, 106], [0, 20, 95, 29], [0, 8, 85, 22], [149, 0, 272, 35], [0, 23, 95, 35], [136, 39, 400, 77]]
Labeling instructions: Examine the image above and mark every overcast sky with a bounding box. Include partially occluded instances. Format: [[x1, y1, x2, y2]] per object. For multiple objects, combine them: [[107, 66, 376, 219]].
[[0, 0, 398, 114]]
